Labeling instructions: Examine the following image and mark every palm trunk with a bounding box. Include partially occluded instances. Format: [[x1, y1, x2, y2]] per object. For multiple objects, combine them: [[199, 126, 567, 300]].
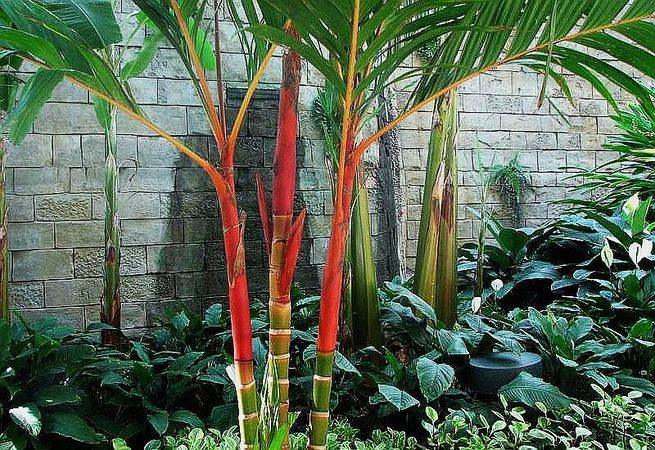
[[413, 93, 459, 314], [0, 134, 8, 322], [263, 33, 302, 449], [310, 138, 357, 448], [349, 173, 381, 349], [214, 169, 258, 449], [101, 105, 121, 345], [413, 103, 445, 302], [432, 134, 458, 327]]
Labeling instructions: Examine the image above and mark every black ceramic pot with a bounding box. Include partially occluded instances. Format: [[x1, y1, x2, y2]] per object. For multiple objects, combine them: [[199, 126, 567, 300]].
[[466, 351, 542, 395]]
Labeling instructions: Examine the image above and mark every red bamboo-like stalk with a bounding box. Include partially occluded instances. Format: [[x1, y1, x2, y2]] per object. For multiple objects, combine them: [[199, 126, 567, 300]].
[[256, 27, 303, 449], [310, 131, 357, 447], [168, 1, 268, 446]]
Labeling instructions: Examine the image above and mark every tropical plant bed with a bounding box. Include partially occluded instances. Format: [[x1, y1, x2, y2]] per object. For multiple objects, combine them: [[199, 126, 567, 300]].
[[3, 198, 655, 448], [1, 0, 655, 449]]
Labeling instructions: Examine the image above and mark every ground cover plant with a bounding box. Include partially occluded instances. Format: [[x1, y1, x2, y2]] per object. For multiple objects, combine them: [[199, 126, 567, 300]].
[[0, 0, 654, 449]]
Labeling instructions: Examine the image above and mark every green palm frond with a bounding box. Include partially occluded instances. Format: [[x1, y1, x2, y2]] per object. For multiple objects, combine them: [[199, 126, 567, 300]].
[[252, 0, 655, 153], [225, 0, 284, 82], [0, 0, 139, 142]]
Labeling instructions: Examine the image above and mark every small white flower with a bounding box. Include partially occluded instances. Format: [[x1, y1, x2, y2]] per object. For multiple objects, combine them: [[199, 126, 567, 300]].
[[640, 238, 653, 261], [491, 279, 504, 292], [600, 240, 614, 269], [623, 194, 640, 217], [629, 239, 653, 266], [471, 297, 482, 313]]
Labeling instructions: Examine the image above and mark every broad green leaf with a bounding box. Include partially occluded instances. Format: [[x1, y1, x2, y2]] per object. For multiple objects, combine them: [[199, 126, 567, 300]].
[[9, 405, 41, 437], [377, 384, 420, 411], [147, 412, 169, 436], [34, 385, 81, 407], [42, 412, 103, 444], [44, 0, 123, 49], [112, 438, 131, 450], [204, 303, 223, 327], [499, 372, 571, 410], [416, 358, 454, 402], [385, 281, 436, 321], [170, 410, 203, 428]]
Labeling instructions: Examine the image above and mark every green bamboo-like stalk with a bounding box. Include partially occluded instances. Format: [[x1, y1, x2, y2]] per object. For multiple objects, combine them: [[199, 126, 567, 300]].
[[0, 134, 8, 322], [474, 162, 491, 299], [414, 94, 458, 307], [101, 104, 121, 345], [432, 110, 458, 326], [309, 349, 335, 448], [349, 172, 381, 349]]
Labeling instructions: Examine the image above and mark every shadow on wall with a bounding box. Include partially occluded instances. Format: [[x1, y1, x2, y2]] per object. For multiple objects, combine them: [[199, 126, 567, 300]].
[[153, 87, 320, 325]]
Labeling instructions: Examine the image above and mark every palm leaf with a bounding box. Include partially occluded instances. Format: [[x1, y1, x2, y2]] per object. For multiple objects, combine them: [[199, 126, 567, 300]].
[[1, 69, 63, 144], [252, 0, 655, 158]]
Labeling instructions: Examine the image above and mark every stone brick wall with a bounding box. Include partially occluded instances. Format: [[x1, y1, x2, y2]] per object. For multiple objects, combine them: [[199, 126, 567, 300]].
[[398, 61, 639, 272], [5, 1, 635, 328]]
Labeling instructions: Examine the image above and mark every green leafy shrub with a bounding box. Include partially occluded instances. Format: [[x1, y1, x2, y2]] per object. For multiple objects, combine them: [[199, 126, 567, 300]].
[[0, 318, 108, 448]]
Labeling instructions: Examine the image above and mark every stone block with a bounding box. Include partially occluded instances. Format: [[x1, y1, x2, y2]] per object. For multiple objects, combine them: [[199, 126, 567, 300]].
[[81, 135, 138, 167], [526, 133, 557, 150], [74, 246, 147, 278], [138, 136, 191, 167], [45, 278, 102, 306], [70, 168, 104, 193], [146, 244, 204, 273], [14, 168, 69, 194], [9, 222, 54, 250], [120, 167, 176, 192], [55, 221, 103, 248], [176, 271, 224, 298], [121, 218, 184, 246], [50, 79, 87, 103], [129, 77, 159, 104], [12, 249, 73, 281], [480, 72, 512, 95], [116, 192, 162, 219], [117, 105, 187, 136], [84, 302, 146, 329], [35, 194, 92, 221], [7, 135, 53, 167], [9, 281, 44, 308], [122, 274, 175, 301], [184, 218, 220, 243], [500, 114, 542, 132], [175, 168, 213, 192], [53, 135, 83, 167], [158, 79, 201, 106], [7, 195, 34, 222], [21, 307, 84, 329], [162, 192, 218, 218], [33, 103, 101, 134], [460, 113, 500, 131]]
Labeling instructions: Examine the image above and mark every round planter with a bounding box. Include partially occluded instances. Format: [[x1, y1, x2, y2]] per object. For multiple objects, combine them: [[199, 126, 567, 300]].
[[466, 351, 542, 395]]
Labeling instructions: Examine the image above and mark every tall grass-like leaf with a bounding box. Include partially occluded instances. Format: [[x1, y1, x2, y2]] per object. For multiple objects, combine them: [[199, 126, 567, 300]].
[[1, 69, 63, 144], [40, 0, 122, 48]]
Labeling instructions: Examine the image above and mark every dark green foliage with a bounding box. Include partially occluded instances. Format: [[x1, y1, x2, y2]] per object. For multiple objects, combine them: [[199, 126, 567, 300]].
[[568, 92, 655, 213]]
